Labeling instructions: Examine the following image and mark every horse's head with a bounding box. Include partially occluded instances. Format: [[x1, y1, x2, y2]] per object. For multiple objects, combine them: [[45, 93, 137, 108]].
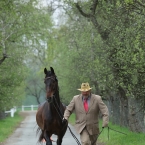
[[44, 67, 58, 102]]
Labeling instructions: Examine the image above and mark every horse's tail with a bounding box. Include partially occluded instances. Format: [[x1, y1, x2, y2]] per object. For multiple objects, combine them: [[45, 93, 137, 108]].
[[36, 127, 44, 142]]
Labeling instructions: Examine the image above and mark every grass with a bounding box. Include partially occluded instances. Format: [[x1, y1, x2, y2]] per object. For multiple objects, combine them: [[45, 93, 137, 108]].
[[69, 114, 145, 145], [0, 111, 24, 143], [68, 113, 76, 125]]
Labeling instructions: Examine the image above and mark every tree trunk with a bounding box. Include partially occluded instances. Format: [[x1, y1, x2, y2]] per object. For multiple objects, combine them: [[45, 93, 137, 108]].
[[128, 98, 145, 133], [0, 111, 6, 119], [120, 96, 129, 127], [118, 86, 129, 127], [110, 94, 120, 125]]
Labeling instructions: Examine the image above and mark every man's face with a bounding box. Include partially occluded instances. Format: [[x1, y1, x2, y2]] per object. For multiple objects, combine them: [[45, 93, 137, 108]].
[[81, 90, 90, 97]]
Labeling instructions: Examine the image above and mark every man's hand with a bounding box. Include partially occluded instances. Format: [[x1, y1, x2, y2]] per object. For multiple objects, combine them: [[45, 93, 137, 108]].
[[62, 118, 68, 125], [102, 125, 108, 129]]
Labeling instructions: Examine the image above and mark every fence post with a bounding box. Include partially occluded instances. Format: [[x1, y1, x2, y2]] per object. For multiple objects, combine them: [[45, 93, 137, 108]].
[[31, 105, 33, 111], [10, 108, 14, 117], [22, 105, 24, 111]]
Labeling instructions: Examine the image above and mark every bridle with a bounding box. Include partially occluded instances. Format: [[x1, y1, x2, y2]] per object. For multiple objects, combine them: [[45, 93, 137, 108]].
[[44, 76, 56, 82], [44, 75, 65, 120], [44, 75, 57, 103]]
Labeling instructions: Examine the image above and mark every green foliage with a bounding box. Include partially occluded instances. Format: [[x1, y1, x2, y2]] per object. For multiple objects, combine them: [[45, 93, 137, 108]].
[[62, 0, 145, 105], [0, 53, 27, 110], [46, 7, 113, 103], [0, 0, 145, 133], [48, 0, 145, 132], [25, 68, 46, 104], [0, 0, 53, 109]]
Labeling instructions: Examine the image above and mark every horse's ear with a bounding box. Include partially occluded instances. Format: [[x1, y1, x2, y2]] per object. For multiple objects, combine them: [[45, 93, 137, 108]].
[[50, 67, 55, 74], [44, 68, 47, 74]]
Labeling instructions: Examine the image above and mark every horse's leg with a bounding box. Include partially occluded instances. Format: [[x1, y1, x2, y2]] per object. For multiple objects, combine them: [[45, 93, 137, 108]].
[[57, 138, 62, 145], [44, 131, 52, 145], [57, 132, 65, 145]]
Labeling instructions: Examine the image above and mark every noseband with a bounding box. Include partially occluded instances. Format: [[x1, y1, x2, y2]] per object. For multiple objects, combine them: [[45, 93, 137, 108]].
[[44, 76, 56, 82]]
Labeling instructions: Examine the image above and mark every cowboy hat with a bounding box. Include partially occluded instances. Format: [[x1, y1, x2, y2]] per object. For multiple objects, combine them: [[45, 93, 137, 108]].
[[77, 82, 92, 92]]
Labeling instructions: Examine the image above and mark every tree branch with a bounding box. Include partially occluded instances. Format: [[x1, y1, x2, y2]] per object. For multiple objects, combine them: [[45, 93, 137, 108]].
[[0, 53, 9, 65], [90, 0, 99, 14], [75, 2, 110, 40], [75, 3, 92, 18], [136, 0, 145, 8]]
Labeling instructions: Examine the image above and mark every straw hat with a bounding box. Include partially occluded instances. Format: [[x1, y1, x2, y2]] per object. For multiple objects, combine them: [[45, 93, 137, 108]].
[[77, 83, 92, 92]]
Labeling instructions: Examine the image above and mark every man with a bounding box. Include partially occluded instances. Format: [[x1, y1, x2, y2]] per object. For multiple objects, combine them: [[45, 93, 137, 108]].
[[63, 82, 109, 145]]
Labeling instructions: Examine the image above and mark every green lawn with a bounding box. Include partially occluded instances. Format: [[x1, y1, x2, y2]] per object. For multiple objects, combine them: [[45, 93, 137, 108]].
[[69, 114, 145, 145], [0, 111, 24, 143]]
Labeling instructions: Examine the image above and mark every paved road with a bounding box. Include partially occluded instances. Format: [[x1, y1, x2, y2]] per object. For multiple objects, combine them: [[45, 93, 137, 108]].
[[3, 111, 81, 145]]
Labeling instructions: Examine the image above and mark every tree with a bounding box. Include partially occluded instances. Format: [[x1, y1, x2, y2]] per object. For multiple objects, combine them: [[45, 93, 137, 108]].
[[53, 0, 145, 132], [73, 0, 145, 132], [0, 0, 54, 117]]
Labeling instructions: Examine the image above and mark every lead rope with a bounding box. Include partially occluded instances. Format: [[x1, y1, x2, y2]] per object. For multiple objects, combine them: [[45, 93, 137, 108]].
[[108, 126, 127, 138], [67, 126, 81, 145], [52, 96, 81, 145], [85, 126, 104, 145]]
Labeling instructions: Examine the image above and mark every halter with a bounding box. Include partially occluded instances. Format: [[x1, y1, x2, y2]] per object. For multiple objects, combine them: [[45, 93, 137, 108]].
[[44, 75, 57, 103]]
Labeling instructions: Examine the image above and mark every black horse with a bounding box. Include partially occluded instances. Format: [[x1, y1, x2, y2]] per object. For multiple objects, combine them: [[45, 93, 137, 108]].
[[36, 67, 68, 145]]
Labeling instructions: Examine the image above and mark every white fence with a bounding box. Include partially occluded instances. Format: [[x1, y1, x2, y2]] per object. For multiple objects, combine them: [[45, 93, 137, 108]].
[[4, 105, 38, 117], [21, 105, 38, 111], [5, 107, 17, 117]]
